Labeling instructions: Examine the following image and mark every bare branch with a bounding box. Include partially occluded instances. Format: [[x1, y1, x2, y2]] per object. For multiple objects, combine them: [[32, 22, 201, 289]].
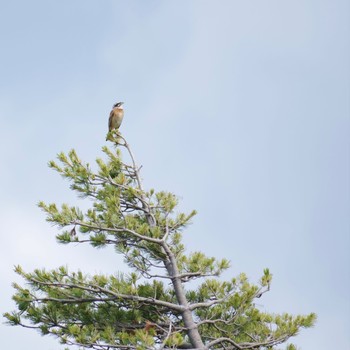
[[28, 278, 184, 312], [73, 220, 163, 244], [206, 337, 243, 349]]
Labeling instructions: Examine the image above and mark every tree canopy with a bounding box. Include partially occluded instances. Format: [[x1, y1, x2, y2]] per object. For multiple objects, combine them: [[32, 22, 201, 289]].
[[4, 132, 316, 350]]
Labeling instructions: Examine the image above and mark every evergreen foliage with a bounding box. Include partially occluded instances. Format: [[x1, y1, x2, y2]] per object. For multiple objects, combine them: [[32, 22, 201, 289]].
[[4, 132, 316, 350]]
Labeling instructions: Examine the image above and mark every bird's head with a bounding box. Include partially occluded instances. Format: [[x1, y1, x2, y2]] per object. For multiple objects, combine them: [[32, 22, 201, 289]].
[[113, 102, 124, 109]]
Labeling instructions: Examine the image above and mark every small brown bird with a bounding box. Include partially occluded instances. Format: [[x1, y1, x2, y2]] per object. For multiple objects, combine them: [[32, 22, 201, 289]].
[[108, 101, 124, 133]]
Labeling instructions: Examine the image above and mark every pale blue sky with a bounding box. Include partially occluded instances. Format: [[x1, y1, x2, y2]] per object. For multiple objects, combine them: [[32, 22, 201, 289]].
[[0, 1, 349, 349]]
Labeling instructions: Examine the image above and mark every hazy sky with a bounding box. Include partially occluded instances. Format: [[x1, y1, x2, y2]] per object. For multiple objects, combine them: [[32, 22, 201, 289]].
[[0, 1, 349, 349]]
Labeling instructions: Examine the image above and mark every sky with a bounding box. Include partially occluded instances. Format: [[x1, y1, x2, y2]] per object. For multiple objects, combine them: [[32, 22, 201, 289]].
[[0, 1, 349, 349]]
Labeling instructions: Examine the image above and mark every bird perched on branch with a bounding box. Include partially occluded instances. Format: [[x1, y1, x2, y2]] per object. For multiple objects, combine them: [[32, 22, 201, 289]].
[[106, 102, 124, 140]]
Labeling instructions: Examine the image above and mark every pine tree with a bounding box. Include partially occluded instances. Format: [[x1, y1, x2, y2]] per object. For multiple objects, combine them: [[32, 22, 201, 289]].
[[4, 132, 316, 350]]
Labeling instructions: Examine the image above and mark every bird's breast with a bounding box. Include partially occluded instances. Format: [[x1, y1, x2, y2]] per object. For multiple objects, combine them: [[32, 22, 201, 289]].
[[109, 108, 124, 131]]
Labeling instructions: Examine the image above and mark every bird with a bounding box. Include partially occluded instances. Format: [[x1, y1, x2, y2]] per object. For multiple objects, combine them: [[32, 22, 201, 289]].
[[106, 102, 124, 140]]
